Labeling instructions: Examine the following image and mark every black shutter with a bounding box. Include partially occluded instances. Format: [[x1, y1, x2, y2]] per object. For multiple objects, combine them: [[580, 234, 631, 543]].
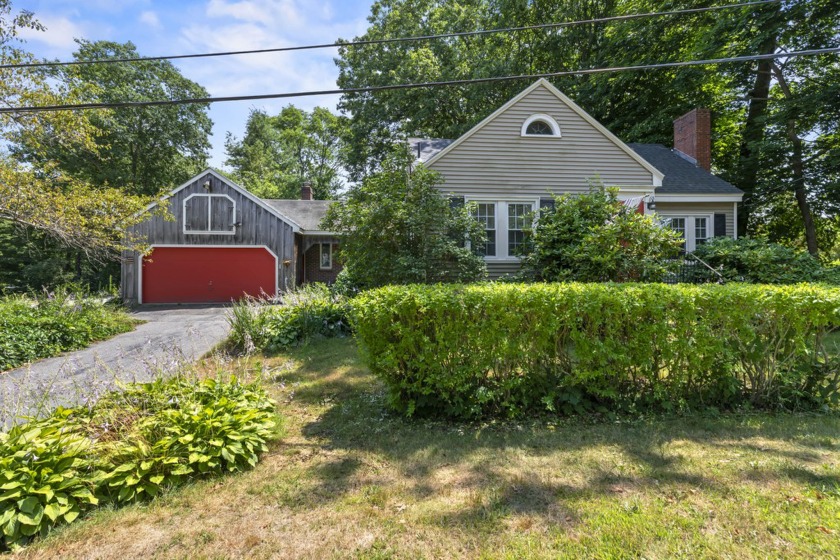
[[540, 197, 556, 212], [714, 214, 727, 237], [449, 196, 465, 210]]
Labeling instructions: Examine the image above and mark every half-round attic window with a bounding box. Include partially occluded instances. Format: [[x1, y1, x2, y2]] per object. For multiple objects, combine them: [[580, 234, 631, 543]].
[[521, 114, 561, 137]]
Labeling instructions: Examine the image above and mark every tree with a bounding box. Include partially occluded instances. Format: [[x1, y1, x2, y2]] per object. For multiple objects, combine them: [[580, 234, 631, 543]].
[[0, 3, 155, 262], [12, 40, 212, 196], [225, 105, 347, 199], [323, 148, 486, 288], [336, 0, 840, 254], [521, 185, 683, 282]]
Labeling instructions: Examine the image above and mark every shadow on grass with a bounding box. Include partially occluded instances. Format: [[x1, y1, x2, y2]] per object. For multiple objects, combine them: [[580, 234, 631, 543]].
[[267, 339, 840, 530]]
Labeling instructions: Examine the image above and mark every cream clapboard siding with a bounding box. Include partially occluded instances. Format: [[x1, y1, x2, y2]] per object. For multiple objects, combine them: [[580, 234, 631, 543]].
[[427, 84, 656, 196], [654, 202, 735, 238], [120, 171, 297, 303], [487, 261, 522, 280]]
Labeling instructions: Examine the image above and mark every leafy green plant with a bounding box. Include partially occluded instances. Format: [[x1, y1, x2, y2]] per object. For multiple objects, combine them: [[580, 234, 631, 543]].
[[0, 411, 98, 549], [322, 147, 487, 289], [0, 374, 279, 550], [0, 289, 137, 371], [227, 284, 351, 353], [692, 236, 840, 284], [351, 283, 840, 419], [521, 184, 683, 282]]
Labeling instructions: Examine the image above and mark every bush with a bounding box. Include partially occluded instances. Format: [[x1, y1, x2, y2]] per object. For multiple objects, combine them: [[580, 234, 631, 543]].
[[692, 237, 840, 284], [322, 147, 487, 288], [0, 290, 137, 371], [227, 284, 351, 353], [521, 185, 684, 282], [351, 283, 840, 419], [0, 375, 278, 550]]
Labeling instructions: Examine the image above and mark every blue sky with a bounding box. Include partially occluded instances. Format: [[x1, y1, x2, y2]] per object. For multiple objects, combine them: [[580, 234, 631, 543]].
[[17, 0, 374, 167]]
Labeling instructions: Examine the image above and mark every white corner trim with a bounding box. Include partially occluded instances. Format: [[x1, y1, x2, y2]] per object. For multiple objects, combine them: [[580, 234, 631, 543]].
[[182, 193, 236, 235], [520, 113, 561, 137], [424, 79, 665, 185], [137, 244, 280, 305], [733, 202, 739, 240], [655, 194, 743, 203], [138, 168, 302, 232]]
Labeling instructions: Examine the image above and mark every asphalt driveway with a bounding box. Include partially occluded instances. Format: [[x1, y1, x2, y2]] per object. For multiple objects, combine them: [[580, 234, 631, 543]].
[[0, 305, 231, 426]]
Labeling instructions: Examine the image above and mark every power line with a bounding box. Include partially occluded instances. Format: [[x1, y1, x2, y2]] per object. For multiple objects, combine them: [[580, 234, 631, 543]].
[[0, 0, 780, 70], [2, 47, 836, 115]]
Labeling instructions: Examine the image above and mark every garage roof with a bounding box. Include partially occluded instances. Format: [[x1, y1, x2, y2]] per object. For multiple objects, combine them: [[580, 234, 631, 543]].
[[262, 199, 336, 233]]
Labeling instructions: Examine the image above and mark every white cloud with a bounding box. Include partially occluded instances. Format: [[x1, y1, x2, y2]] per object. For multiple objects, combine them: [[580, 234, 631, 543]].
[[18, 15, 85, 49], [139, 11, 162, 29]]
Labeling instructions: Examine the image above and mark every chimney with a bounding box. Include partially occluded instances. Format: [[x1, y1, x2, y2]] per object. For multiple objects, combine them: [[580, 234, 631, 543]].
[[673, 108, 711, 171], [300, 181, 313, 201]]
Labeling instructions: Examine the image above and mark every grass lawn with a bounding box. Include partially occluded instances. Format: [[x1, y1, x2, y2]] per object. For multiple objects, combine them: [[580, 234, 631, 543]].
[[20, 338, 840, 559]]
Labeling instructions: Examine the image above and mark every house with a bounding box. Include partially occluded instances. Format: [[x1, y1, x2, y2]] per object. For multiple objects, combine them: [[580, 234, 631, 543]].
[[121, 78, 742, 304], [409, 78, 742, 278], [119, 175, 340, 304]]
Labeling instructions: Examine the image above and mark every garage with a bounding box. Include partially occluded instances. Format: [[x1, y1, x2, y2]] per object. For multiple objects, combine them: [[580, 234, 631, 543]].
[[141, 246, 277, 304]]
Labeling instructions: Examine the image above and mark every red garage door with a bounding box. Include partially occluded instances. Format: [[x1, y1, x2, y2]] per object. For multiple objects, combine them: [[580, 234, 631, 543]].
[[142, 247, 277, 304]]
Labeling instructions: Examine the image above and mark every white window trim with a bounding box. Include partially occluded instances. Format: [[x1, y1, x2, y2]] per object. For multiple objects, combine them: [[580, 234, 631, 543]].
[[520, 114, 561, 137], [656, 212, 715, 252], [183, 193, 236, 236], [319, 242, 332, 270], [468, 197, 539, 261]]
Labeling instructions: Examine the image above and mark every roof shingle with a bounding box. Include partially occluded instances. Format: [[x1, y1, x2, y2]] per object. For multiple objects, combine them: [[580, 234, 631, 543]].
[[628, 143, 742, 195]]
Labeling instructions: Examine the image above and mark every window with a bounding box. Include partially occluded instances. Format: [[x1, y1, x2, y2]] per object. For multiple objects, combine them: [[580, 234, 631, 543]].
[[183, 194, 235, 235], [694, 217, 708, 246], [521, 114, 561, 137], [508, 203, 532, 256], [665, 215, 712, 252], [319, 243, 332, 269], [669, 217, 687, 253], [472, 203, 496, 256], [470, 200, 535, 260]]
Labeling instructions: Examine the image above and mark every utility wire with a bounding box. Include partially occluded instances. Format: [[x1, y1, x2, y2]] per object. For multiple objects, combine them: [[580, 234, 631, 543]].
[[0, 0, 780, 70], [2, 47, 837, 115]]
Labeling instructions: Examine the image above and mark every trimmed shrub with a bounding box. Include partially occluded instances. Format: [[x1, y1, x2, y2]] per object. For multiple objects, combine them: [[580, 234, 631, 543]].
[[351, 283, 840, 419], [0, 375, 278, 550], [692, 237, 840, 284], [0, 290, 137, 371], [227, 284, 351, 353]]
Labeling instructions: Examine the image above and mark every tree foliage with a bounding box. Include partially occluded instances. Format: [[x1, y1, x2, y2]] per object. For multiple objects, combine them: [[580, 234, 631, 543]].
[[12, 40, 212, 196], [225, 105, 347, 199], [323, 148, 486, 288], [0, 4, 156, 261], [336, 0, 840, 253], [521, 185, 683, 282]]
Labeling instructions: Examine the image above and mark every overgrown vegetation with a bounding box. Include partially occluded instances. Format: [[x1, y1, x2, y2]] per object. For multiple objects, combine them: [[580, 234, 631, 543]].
[[0, 291, 137, 371], [352, 283, 840, 419], [521, 186, 683, 282], [15, 339, 840, 559], [692, 237, 840, 284], [227, 284, 351, 353], [323, 148, 487, 290], [0, 374, 279, 550]]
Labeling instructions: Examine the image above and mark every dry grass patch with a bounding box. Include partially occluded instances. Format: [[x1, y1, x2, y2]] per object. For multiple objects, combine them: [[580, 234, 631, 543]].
[[17, 338, 840, 560]]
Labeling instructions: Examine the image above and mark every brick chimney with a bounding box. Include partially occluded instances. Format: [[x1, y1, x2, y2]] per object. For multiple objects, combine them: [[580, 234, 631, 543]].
[[673, 108, 711, 171], [300, 181, 313, 201]]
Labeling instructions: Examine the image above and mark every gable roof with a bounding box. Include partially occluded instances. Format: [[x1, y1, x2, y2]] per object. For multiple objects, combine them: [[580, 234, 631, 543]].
[[142, 168, 303, 232], [422, 78, 664, 185], [627, 144, 743, 195], [261, 199, 335, 232]]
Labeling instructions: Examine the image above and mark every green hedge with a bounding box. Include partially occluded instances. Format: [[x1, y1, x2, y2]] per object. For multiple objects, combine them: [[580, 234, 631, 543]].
[[0, 376, 278, 550], [351, 283, 840, 419]]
